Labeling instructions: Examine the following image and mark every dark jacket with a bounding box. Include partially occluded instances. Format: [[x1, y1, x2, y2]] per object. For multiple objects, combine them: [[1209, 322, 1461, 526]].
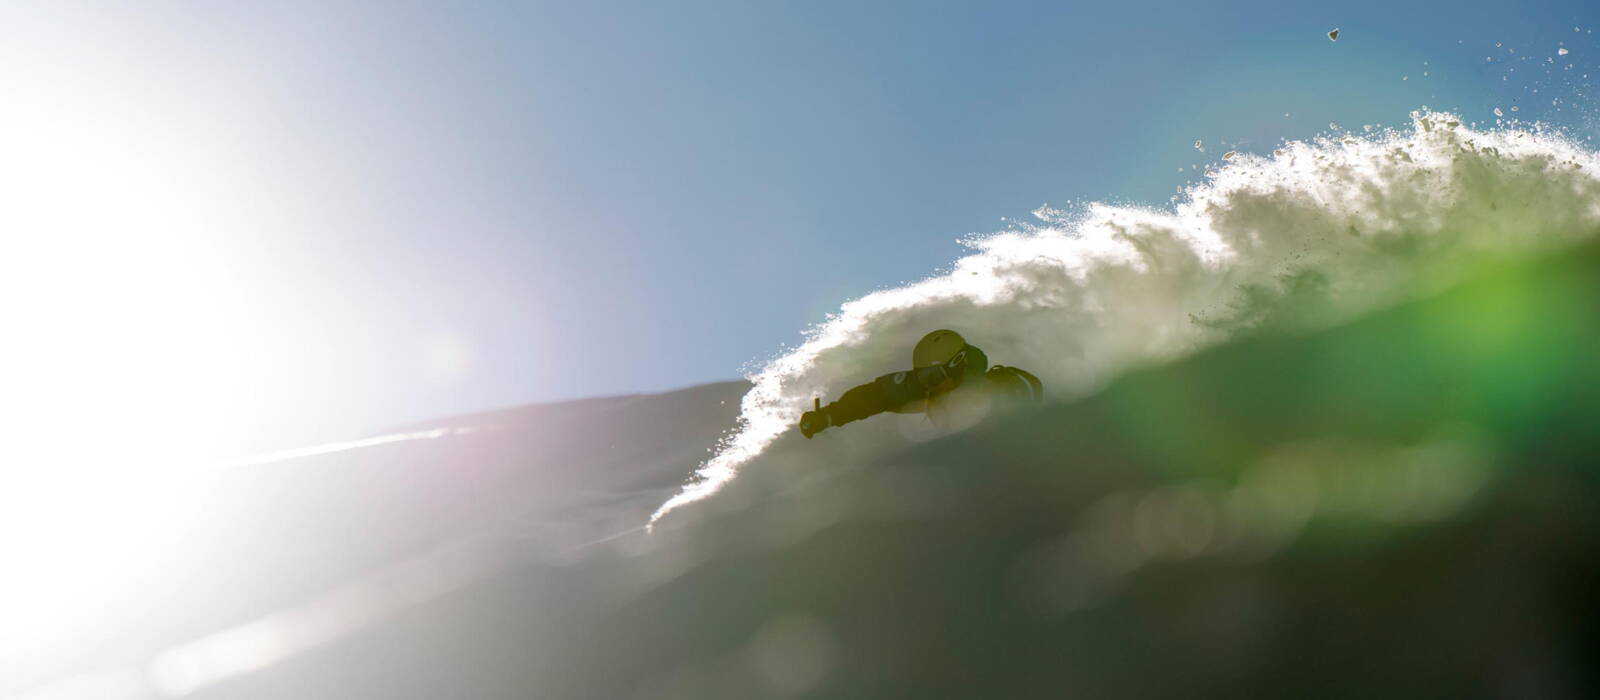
[[813, 345, 1042, 432]]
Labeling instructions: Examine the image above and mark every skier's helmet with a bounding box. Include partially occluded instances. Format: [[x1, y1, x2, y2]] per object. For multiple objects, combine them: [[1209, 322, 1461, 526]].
[[913, 329, 967, 369]]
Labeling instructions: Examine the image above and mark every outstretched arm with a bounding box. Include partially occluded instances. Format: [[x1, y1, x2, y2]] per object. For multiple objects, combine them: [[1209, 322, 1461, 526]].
[[799, 364, 957, 438]]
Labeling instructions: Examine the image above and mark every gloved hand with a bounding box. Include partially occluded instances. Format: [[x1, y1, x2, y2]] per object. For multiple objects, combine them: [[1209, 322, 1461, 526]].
[[798, 407, 832, 438]]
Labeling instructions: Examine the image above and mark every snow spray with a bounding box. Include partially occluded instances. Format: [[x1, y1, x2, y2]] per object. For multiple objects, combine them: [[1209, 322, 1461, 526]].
[[652, 112, 1600, 526]]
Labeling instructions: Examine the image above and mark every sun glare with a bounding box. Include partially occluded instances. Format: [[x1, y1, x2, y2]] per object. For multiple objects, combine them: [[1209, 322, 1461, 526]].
[[0, 50, 275, 661]]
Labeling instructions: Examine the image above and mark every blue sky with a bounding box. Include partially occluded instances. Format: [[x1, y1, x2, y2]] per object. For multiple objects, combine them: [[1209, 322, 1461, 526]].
[[7, 1, 1599, 454]]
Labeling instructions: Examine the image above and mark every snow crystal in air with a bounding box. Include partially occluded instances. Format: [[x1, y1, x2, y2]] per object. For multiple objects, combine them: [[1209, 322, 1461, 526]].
[[1559, 48, 1570, 56]]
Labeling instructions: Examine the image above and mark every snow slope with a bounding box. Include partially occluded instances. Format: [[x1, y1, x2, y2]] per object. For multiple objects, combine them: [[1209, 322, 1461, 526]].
[[4, 382, 746, 700], [190, 237, 1600, 699]]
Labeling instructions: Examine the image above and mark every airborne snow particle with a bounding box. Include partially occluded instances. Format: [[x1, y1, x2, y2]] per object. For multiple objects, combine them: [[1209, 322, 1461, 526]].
[[1559, 48, 1570, 56], [1328, 28, 1339, 41], [1494, 107, 1504, 117], [1194, 140, 1204, 152], [1511, 106, 1519, 112], [1222, 151, 1237, 161]]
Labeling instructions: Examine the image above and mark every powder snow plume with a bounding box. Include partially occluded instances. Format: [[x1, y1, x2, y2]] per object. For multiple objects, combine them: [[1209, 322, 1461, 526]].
[[651, 111, 1600, 525]]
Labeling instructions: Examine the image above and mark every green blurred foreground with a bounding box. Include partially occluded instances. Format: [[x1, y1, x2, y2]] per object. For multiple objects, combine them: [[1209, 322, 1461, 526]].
[[213, 241, 1600, 699], [606, 241, 1600, 699]]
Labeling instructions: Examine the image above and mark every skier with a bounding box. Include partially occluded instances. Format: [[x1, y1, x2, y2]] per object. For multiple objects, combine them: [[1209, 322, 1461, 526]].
[[798, 329, 1044, 438]]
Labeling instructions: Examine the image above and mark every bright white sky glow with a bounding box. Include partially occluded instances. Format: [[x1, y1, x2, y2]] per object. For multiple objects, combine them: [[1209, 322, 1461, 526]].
[[0, 10, 282, 664]]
